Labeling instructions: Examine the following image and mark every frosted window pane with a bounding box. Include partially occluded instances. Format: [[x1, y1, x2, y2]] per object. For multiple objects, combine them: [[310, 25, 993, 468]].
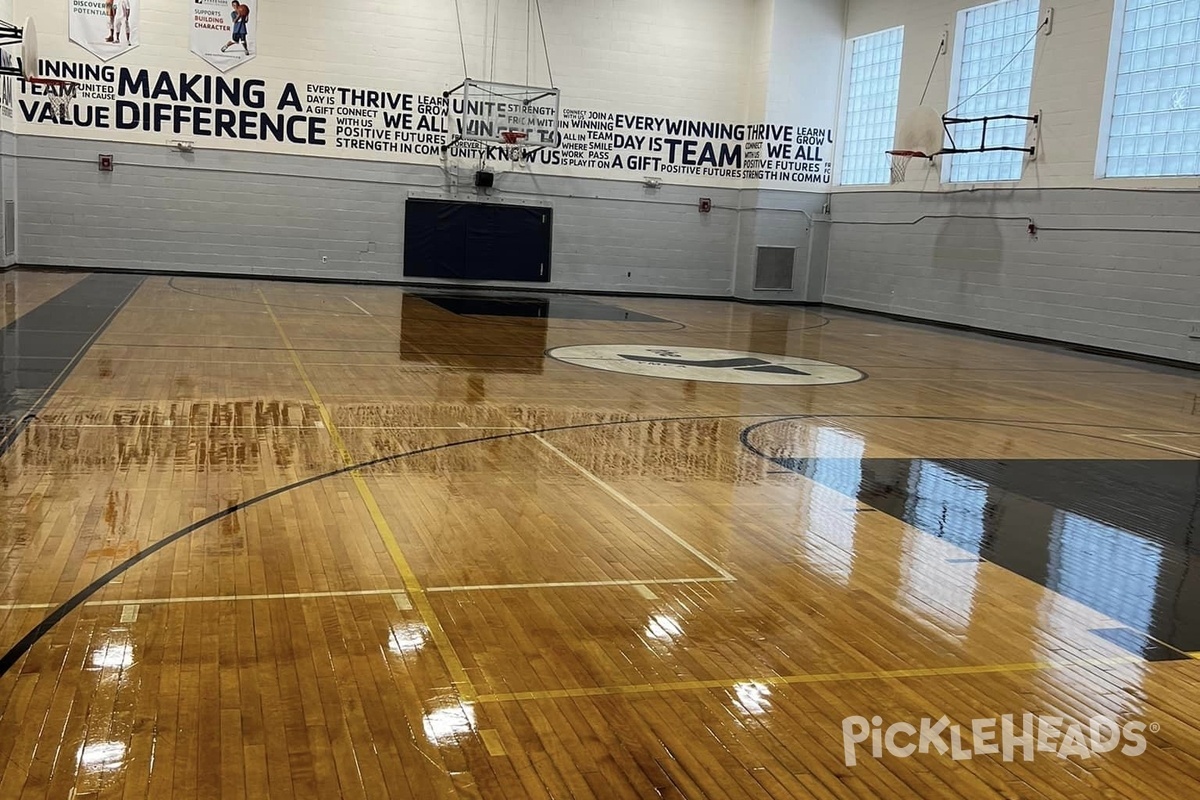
[[948, 0, 1040, 183], [840, 27, 905, 185], [1105, 0, 1200, 176]]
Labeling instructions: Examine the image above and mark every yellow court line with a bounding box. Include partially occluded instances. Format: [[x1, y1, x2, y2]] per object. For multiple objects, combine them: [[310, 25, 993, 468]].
[[475, 655, 1146, 704], [259, 289, 476, 701]]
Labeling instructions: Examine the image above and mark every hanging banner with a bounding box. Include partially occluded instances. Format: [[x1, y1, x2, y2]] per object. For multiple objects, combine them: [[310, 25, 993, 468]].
[[192, 0, 258, 72], [70, 0, 141, 61]]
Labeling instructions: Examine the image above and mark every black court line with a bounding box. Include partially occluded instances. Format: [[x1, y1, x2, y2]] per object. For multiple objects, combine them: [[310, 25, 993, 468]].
[[0, 274, 144, 457], [0, 412, 1194, 678]]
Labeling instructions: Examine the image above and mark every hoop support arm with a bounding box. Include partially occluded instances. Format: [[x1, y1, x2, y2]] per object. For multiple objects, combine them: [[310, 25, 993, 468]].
[[941, 145, 1036, 156], [942, 113, 1040, 125], [521, 91, 556, 105]]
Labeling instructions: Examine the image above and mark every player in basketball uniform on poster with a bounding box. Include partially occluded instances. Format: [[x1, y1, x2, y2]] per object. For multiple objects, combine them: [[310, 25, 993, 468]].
[[221, 3, 251, 55], [103, 0, 115, 43], [113, 0, 132, 45]]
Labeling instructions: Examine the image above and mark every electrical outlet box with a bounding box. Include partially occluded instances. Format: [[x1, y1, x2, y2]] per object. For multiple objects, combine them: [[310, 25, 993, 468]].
[[698, 198, 712, 213], [98, 154, 113, 172], [1188, 322, 1200, 339]]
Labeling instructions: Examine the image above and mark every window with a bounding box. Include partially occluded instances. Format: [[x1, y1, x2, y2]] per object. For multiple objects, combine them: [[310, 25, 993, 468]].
[[946, 0, 1041, 182], [1100, 0, 1200, 178], [838, 26, 904, 185]]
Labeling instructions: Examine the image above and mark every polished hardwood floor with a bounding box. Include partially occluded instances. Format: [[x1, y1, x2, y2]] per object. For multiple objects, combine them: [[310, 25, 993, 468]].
[[1, 270, 1199, 798]]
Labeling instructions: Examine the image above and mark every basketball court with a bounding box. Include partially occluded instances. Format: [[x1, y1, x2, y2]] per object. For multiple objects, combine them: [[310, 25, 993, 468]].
[[3, 1, 1200, 798]]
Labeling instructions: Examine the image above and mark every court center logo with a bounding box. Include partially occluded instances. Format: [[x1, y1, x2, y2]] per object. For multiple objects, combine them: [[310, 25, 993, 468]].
[[546, 345, 864, 386]]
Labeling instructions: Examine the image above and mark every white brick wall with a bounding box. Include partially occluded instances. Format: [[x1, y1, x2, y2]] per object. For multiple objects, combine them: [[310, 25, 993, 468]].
[[826, 189, 1200, 363], [7, 0, 846, 294], [0, 1, 13, 267], [17, 133, 814, 296], [828, 0, 1200, 364], [12, 0, 843, 189]]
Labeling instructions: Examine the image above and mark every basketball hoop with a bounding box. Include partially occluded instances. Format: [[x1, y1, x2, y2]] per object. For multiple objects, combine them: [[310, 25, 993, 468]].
[[501, 130, 528, 162], [886, 149, 933, 184], [27, 77, 78, 122]]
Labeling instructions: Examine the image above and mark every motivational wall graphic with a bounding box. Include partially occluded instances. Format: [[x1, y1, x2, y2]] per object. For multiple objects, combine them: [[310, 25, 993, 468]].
[[21, 61, 834, 188], [192, 0, 257, 72], [0, 51, 13, 121], [547, 346, 865, 385], [70, 0, 140, 61]]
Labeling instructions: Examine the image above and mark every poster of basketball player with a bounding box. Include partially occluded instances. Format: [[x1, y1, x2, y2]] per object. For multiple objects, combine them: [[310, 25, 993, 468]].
[[192, 0, 258, 72], [69, 0, 140, 61]]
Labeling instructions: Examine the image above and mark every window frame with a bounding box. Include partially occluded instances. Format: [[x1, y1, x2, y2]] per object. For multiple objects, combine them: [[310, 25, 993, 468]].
[[1095, 0, 1200, 179], [834, 25, 906, 187], [942, 0, 1043, 184], [1095, 0, 1129, 178]]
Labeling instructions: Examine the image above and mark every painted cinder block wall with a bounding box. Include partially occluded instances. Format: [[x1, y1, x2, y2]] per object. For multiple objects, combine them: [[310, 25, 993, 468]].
[[1, 0, 13, 268], [9, 0, 842, 298], [828, 0, 1200, 363]]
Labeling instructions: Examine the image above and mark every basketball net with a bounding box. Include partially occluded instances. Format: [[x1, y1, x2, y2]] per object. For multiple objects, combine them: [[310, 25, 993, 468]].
[[889, 154, 911, 184], [29, 78, 78, 122], [501, 130, 528, 163], [887, 150, 930, 184]]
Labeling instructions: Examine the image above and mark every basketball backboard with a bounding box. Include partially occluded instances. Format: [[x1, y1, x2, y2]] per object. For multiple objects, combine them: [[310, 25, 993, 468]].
[[444, 79, 561, 154]]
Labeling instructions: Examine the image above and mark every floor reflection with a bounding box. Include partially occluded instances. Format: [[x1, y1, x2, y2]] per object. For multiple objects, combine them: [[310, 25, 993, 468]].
[[768, 446, 1200, 652], [0, 275, 144, 456], [413, 292, 668, 323]]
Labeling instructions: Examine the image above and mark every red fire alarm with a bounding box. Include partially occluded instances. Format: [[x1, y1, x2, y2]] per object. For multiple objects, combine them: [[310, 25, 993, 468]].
[[699, 198, 712, 213], [99, 154, 114, 172]]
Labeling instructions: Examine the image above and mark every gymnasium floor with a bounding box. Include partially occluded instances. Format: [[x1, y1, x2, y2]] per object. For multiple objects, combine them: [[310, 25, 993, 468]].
[[1, 269, 1199, 798]]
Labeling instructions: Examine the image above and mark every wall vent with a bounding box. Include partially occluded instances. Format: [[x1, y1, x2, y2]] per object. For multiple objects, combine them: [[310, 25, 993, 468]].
[[753, 246, 795, 290]]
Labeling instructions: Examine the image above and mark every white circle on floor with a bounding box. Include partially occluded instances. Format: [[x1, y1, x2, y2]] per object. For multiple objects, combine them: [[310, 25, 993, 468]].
[[547, 345, 864, 385]]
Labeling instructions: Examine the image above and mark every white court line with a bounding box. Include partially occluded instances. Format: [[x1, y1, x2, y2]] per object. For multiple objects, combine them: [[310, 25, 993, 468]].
[[1121, 431, 1198, 438], [632, 584, 659, 600], [0, 588, 403, 611], [21, 425, 527, 431], [91, 588, 404, 605], [530, 433, 736, 581], [426, 576, 733, 593], [345, 297, 373, 316], [1122, 433, 1200, 457], [0, 578, 735, 611]]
